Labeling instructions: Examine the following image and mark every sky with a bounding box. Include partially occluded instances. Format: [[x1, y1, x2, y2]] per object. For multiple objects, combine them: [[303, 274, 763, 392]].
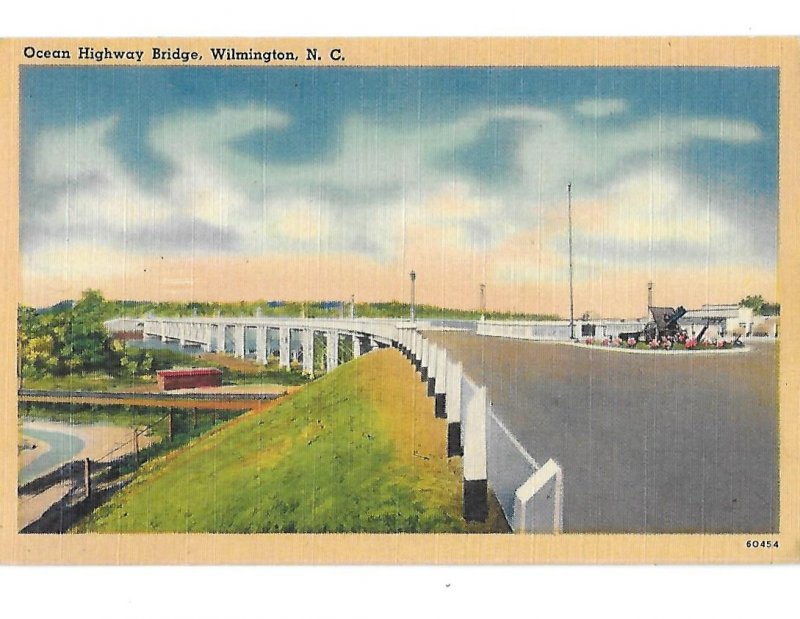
[[20, 66, 778, 317]]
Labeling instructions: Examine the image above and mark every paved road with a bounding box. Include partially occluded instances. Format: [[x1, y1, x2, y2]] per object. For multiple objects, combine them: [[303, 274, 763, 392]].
[[426, 333, 779, 534]]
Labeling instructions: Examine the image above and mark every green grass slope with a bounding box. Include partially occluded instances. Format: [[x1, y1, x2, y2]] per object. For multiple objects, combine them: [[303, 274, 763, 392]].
[[77, 349, 507, 533]]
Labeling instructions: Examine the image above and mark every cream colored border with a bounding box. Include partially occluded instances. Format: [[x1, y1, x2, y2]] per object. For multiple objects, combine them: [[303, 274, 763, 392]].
[[1, 37, 797, 564]]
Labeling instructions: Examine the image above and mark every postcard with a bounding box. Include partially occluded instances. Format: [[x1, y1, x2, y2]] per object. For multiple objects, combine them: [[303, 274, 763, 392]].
[[1, 37, 797, 564]]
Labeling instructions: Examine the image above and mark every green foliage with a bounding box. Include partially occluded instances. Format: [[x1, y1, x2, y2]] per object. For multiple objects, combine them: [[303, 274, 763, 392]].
[[18, 290, 120, 379], [35, 293, 561, 322], [739, 295, 780, 316]]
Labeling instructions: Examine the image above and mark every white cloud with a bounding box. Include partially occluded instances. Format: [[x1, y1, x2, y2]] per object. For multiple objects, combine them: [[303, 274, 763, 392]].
[[23, 100, 773, 299]]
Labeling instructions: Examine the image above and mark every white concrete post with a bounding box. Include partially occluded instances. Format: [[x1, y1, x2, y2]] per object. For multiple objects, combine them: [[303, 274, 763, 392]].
[[256, 326, 267, 364], [512, 459, 564, 534], [279, 327, 291, 369], [420, 337, 430, 381], [463, 383, 488, 521], [435, 347, 447, 393], [302, 328, 315, 377], [426, 342, 439, 397], [160, 320, 166, 342], [433, 347, 447, 418], [445, 360, 463, 456], [326, 330, 339, 373], [428, 343, 438, 378], [178, 322, 186, 347], [352, 334, 362, 358], [234, 324, 245, 358]]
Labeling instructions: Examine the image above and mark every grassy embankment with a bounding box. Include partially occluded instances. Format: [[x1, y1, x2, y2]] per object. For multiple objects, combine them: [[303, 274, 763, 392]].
[[77, 348, 508, 533]]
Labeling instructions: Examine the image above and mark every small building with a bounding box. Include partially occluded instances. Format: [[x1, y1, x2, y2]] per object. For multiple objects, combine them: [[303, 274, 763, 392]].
[[156, 367, 222, 391], [680, 304, 754, 338]]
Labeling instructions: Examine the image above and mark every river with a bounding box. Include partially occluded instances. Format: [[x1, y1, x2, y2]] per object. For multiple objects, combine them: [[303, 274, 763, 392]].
[[19, 422, 85, 485]]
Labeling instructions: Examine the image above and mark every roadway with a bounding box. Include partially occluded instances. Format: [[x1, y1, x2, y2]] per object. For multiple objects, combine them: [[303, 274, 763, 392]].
[[425, 332, 779, 534]]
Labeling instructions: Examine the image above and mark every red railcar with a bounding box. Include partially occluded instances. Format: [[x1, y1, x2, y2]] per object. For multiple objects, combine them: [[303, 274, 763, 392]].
[[156, 368, 222, 391]]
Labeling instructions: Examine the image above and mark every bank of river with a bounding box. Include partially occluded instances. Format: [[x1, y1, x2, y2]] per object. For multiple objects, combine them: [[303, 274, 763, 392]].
[[19, 420, 157, 485]]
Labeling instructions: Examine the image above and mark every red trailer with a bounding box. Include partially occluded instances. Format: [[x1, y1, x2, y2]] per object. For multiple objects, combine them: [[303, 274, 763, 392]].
[[156, 368, 223, 391]]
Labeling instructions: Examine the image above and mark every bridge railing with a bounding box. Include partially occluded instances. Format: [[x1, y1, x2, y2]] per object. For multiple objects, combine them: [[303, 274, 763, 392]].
[[397, 326, 563, 533], [143, 316, 405, 346], [477, 319, 648, 342]]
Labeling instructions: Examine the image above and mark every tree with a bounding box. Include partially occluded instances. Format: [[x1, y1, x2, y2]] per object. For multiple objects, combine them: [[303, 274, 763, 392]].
[[57, 290, 120, 373], [739, 295, 780, 316]]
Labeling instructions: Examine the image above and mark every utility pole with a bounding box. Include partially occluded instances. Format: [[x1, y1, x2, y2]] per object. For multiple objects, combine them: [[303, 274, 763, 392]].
[[479, 283, 486, 321], [647, 281, 653, 312], [568, 183, 575, 340], [409, 270, 416, 323], [350, 294, 355, 320]]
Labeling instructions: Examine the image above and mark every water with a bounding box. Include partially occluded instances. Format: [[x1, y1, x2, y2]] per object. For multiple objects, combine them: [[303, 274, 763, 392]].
[[126, 338, 204, 355], [19, 424, 85, 485]]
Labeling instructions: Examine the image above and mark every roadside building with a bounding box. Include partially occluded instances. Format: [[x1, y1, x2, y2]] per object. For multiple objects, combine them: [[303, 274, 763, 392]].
[[679, 303, 777, 339]]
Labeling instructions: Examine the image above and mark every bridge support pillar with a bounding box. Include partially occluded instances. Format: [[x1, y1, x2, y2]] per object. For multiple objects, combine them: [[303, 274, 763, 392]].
[[234, 325, 245, 358], [202, 325, 213, 352], [256, 326, 268, 364], [178, 323, 186, 347], [215, 324, 226, 353], [302, 329, 315, 377], [326, 330, 339, 373], [160, 321, 167, 342], [279, 327, 291, 370], [352, 334, 362, 358]]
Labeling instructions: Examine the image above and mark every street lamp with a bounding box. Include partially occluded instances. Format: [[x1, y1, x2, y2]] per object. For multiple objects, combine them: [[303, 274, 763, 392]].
[[568, 183, 575, 340], [409, 270, 416, 323], [479, 283, 486, 321]]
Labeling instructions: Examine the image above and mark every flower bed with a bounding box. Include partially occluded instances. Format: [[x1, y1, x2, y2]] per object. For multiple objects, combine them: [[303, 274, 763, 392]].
[[582, 335, 735, 351]]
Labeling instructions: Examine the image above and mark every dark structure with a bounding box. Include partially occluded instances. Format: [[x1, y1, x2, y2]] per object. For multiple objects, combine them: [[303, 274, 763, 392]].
[[620, 306, 688, 343], [157, 368, 223, 391]]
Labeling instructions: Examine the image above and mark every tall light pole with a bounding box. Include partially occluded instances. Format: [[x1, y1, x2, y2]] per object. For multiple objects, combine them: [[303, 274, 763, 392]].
[[350, 294, 355, 320], [409, 270, 416, 323], [647, 281, 653, 312], [568, 183, 575, 340], [479, 283, 486, 321]]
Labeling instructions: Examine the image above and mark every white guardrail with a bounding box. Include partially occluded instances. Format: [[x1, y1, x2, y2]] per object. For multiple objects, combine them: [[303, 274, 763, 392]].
[[397, 326, 563, 533]]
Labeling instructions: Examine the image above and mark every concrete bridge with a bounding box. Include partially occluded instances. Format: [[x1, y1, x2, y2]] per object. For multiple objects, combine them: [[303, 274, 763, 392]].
[[143, 316, 409, 377], [141, 315, 563, 533]]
